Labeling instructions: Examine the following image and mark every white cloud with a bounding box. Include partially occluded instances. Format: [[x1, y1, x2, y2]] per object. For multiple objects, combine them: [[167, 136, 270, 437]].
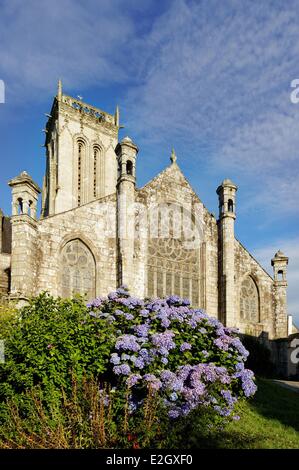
[[0, 0, 137, 102], [123, 0, 299, 217]]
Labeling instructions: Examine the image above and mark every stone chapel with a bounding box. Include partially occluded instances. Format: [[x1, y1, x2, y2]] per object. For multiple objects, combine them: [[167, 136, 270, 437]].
[[0, 81, 294, 341]]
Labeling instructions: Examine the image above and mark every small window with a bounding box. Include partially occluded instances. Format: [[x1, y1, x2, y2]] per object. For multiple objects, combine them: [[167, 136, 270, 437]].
[[278, 270, 284, 281], [77, 140, 85, 206], [126, 160, 133, 175], [228, 199, 234, 212], [93, 147, 98, 198], [17, 198, 23, 215], [28, 200, 33, 217]]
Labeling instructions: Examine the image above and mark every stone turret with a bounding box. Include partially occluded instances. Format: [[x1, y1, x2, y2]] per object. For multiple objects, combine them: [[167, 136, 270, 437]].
[[115, 136, 138, 291], [8, 171, 41, 298], [217, 178, 238, 327], [9, 171, 40, 219], [271, 250, 289, 338]]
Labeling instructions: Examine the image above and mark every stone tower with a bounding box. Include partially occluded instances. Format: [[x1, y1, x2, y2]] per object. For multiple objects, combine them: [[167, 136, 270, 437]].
[[42, 80, 120, 217], [115, 136, 138, 291], [217, 178, 238, 327], [271, 250, 289, 338], [8, 171, 41, 298]]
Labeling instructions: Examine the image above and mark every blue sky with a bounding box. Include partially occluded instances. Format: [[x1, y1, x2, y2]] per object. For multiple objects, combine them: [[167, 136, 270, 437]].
[[0, 0, 298, 322]]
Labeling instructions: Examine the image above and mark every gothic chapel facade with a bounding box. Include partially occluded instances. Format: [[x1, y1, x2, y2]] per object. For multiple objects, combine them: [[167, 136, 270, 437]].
[[0, 82, 294, 340]]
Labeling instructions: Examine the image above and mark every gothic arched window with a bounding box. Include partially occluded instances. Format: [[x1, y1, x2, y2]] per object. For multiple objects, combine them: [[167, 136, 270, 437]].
[[228, 199, 234, 212], [77, 140, 85, 206], [61, 239, 96, 300], [240, 276, 259, 322], [93, 145, 104, 198], [93, 147, 98, 198]]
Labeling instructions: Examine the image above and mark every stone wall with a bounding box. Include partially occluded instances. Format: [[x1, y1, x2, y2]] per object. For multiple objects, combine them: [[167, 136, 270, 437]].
[[1, 216, 12, 254], [234, 240, 278, 339], [35, 194, 118, 298], [269, 333, 299, 378], [10, 215, 39, 297], [0, 253, 10, 295], [0, 212, 11, 296]]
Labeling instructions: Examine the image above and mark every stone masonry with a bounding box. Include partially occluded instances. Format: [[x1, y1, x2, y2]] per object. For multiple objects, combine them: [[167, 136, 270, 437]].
[[0, 81, 294, 341]]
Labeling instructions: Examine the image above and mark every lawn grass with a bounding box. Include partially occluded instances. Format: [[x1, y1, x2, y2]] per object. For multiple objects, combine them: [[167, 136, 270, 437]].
[[197, 378, 299, 449]]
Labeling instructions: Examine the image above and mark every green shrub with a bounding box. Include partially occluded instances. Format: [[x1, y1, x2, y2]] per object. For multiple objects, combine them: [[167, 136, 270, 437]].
[[0, 293, 116, 409], [0, 296, 18, 337], [0, 289, 257, 448]]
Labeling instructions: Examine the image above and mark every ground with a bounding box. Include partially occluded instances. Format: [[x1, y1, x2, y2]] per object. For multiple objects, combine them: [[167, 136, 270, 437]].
[[194, 378, 299, 449]]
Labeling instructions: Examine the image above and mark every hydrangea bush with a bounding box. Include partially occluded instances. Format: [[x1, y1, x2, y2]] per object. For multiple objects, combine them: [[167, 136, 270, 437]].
[[87, 286, 257, 421]]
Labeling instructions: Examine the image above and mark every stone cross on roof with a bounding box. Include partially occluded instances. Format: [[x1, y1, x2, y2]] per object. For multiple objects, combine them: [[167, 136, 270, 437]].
[[170, 148, 177, 163]]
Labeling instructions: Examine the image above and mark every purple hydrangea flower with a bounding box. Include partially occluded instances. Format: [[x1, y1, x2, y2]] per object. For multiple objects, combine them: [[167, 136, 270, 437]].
[[108, 291, 119, 300], [125, 313, 134, 320], [113, 363, 131, 375], [180, 342, 192, 352], [168, 409, 180, 418], [143, 373, 162, 390], [110, 353, 121, 365], [121, 353, 131, 361], [134, 357, 145, 369], [221, 390, 237, 407], [151, 331, 176, 353], [166, 295, 181, 305], [134, 323, 149, 337], [140, 309, 149, 317], [114, 309, 124, 316], [89, 311, 99, 318], [126, 374, 142, 387], [115, 334, 140, 352]]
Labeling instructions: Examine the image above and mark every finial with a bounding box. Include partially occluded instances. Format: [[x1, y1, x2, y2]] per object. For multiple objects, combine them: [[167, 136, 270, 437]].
[[170, 148, 177, 163], [57, 79, 62, 101], [115, 105, 120, 127]]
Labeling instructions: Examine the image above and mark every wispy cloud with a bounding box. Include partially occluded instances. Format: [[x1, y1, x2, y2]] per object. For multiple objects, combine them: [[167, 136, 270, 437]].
[[123, 0, 299, 217], [0, 0, 137, 102]]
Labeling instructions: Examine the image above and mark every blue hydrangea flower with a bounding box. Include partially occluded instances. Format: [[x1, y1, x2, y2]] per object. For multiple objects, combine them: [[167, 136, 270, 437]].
[[113, 363, 131, 375], [126, 374, 142, 387], [168, 409, 180, 418], [180, 342, 192, 352], [110, 353, 121, 365]]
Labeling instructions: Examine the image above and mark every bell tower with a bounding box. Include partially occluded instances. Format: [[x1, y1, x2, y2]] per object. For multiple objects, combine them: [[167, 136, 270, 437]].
[[217, 178, 238, 327], [42, 80, 120, 217], [271, 250, 289, 338], [115, 136, 138, 290]]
